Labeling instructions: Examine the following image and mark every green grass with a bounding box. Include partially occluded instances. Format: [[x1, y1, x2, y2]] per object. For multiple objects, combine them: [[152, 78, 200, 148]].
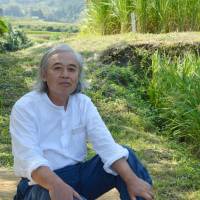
[[148, 53, 200, 152], [0, 32, 200, 199]]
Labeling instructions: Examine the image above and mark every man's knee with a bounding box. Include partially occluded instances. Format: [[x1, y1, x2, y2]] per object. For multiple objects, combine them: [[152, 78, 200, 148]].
[[24, 185, 50, 200], [122, 145, 153, 185], [122, 145, 137, 161]]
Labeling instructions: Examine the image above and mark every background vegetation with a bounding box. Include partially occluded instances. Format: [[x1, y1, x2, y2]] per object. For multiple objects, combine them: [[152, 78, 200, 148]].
[[83, 0, 200, 34]]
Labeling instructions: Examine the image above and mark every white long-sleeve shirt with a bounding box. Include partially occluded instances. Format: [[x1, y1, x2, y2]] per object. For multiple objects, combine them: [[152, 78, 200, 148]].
[[10, 91, 128, 183]]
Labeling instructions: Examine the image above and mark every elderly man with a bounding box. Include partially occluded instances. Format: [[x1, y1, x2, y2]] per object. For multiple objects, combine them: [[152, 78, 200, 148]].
[[10, 44, 154, 200]]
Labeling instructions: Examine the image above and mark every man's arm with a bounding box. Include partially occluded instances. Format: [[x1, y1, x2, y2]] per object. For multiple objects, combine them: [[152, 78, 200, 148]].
[[112, 158, 154, 200], [31, 166, 82, 200]]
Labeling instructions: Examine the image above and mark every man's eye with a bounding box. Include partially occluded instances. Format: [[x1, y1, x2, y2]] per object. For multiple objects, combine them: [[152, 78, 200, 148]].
[[54, 66, 62, 70], [68, 68, 76, 72]]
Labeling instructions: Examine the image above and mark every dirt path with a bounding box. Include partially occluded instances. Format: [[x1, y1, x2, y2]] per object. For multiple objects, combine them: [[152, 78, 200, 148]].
[[0, 168, 119, 200], [0, 168, 18, 200]]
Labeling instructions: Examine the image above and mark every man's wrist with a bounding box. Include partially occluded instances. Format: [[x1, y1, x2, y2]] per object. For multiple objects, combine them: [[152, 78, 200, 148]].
[[123, 172, 139, 185], [47, 177, 64, 191]]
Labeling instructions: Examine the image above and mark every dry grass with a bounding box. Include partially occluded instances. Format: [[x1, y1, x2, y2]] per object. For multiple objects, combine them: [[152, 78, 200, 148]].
[[65, 32, 200, 53]]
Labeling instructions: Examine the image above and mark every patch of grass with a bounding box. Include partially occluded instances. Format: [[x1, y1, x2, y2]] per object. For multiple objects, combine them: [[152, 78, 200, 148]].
[[0, 46, 50, 166], [148, 53, 200, 153], [118, 129, 200, 200]]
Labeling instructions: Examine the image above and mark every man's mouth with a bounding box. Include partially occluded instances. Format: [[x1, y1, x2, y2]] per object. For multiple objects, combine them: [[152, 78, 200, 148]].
[[59, 82, 71, 86]]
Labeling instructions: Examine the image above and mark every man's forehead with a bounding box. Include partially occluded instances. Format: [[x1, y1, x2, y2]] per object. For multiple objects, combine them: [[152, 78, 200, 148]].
[[48, 52, 79, 66], [49, 51, 76, 60]]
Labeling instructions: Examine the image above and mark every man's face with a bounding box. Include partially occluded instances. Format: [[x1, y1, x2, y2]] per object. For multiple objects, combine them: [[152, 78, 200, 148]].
[[42, 52, 80, 100]]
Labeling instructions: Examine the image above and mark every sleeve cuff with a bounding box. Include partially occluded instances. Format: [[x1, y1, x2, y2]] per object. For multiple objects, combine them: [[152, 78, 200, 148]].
[[27, 160, 52, 185], [103, 147, 129, 176]]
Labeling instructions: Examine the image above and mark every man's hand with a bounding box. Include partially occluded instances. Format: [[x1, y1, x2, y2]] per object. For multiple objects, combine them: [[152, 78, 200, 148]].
[[49, 180, 82, 200], [126, 176, 154, 200], [112, 158, 154, 200], [32, 166, 82, 200]]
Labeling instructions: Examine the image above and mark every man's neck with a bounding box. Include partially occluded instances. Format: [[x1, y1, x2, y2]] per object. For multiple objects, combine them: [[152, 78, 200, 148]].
[[48, 92, 69, 108]]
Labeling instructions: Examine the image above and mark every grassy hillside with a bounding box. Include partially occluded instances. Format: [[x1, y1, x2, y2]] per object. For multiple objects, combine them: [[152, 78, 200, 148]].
[[0, 32, 200, 199]]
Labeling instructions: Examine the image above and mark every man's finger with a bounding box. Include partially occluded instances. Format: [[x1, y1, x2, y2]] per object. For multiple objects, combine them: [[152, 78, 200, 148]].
[[144, 193, 154, 200], [149, 191, 154, 199], [131, 196, 136, 200], [73, 191, 82, 200], [146, 183, 154, 199]]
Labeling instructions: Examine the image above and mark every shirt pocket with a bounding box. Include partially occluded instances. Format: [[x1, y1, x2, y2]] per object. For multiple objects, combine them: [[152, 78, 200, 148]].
[[70, 125, 87, 160]]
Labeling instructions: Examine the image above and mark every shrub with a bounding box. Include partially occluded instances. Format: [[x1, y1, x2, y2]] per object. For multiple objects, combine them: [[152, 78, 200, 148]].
[[0, 25, 32, 52]]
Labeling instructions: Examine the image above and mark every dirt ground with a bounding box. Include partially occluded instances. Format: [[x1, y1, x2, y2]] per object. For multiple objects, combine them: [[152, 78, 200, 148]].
[[0, 168, 120, 200]]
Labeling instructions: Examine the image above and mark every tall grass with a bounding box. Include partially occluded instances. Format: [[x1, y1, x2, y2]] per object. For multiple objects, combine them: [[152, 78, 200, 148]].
[[82, 0, 113, 35], [109, 0, 134, 33], [148, 53, 200, 152], [136, 0, 200, 33], [82, 0, 133, 34], [83, 0, 200, 34]]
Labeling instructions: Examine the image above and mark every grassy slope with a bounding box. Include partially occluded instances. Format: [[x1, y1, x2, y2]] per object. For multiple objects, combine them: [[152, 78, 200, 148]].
[[0, 32, 200, 199]]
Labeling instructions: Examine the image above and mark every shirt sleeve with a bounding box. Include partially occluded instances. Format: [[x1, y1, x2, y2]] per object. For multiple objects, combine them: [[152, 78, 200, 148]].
[[10, 102, 52, 183], [85, 99, 129, 175]]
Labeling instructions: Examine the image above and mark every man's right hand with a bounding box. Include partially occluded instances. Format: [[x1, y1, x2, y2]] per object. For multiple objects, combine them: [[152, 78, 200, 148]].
[[49, 180, 82, 200], [31, 166, 82, 200]]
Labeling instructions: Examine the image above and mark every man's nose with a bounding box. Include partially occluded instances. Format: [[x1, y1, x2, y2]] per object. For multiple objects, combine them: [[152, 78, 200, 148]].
[[61, 68, 69, 77]]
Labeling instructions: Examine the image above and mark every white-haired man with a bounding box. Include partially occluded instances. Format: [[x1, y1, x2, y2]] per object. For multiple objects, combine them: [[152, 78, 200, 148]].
[[10, 44, 154, 200]]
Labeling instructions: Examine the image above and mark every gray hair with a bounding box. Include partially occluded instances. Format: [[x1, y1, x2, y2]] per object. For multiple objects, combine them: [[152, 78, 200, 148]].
[[34, 44, 84, 94]]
